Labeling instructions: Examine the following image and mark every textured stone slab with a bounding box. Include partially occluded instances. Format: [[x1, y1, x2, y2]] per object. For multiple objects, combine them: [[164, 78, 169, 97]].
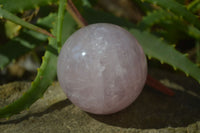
[[0, 68, 200, 132]]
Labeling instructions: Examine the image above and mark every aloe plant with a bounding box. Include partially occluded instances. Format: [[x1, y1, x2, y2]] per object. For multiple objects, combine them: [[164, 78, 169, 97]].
[[0, 0, 199, 118]]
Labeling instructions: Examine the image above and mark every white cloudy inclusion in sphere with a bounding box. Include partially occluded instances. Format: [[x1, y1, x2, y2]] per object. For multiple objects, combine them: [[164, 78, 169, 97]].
[[57, 23, 147, 114]]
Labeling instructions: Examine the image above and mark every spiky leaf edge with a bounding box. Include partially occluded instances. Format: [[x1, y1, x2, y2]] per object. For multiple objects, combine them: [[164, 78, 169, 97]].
[[0, 13, 57, 118], [130, 29, 200, 83], [142, 0, 200, 29], [138, 9, 200, 40]]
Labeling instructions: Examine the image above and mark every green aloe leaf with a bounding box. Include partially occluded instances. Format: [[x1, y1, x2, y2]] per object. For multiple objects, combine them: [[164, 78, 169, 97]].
[[0, 13, 57, 118], [187, 0, 200, 13], [0, 7, 54, 37], [0, 10, 77, 118], [130, 29, 200, 83], [138, 9, 200, 40], [142, 0, 200, 29]]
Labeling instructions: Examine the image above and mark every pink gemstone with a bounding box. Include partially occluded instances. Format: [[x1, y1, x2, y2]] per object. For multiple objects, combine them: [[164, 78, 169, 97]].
[[57, 23, 147, 114]]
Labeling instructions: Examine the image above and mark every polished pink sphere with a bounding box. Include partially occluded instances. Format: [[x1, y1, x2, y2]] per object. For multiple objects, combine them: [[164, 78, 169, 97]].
[[57, 23, 147, 114]]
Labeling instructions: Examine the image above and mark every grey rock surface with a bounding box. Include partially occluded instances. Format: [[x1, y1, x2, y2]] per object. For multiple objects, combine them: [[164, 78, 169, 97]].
[[0, 68, 200, 132]]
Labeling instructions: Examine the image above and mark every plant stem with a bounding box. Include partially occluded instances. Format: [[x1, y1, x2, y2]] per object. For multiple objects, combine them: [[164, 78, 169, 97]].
[[146, 75, 175, 96], [66, 0, 88, 27], [57, 0, 67, 52]]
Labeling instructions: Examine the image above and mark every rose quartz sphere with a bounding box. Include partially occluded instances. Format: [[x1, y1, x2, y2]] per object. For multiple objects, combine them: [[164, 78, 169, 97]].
[[57, 23, 147, 114]]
